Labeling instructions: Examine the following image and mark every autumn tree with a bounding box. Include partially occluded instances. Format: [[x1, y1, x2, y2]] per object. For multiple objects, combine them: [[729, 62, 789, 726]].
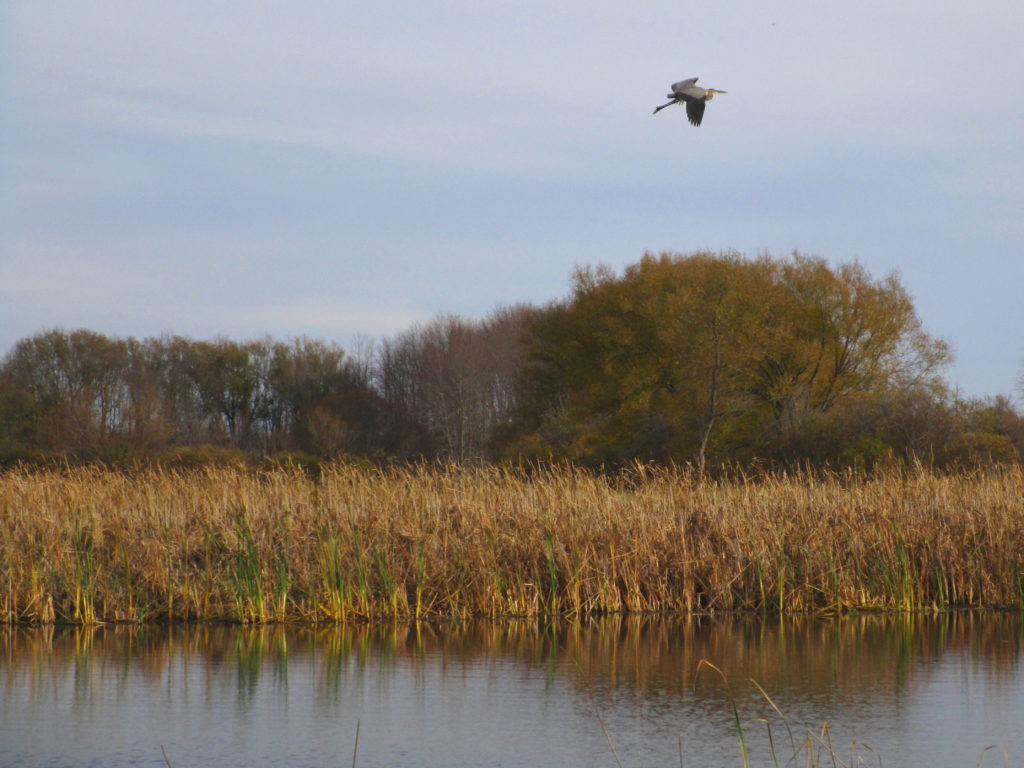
[[0, 330, 390, 460], [505, 251, 952, 469], [748, 256, 951, 439], [940, 394, 1024, 467], [264, 338, 355, 447], [1, 330, 131, 455], [0, 381, 37, 463]]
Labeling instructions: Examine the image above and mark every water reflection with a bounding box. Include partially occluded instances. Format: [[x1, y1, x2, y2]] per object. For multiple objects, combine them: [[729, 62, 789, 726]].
[[2, 614, 1022, 767]]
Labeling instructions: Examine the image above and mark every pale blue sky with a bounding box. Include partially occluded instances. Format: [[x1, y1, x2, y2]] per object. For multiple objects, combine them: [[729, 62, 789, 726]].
[[3, 1, 1023, 397]]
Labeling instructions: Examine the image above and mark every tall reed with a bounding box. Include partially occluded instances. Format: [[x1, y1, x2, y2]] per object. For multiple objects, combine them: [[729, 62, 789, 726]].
[[2, 463, 1023, 623]]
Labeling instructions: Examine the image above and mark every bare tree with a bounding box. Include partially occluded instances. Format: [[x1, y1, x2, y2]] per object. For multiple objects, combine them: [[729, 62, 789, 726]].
[[377, 306, 534, 462]]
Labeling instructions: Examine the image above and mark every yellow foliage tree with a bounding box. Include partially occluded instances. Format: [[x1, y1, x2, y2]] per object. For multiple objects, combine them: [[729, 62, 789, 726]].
[[509, 251, 951, 469]]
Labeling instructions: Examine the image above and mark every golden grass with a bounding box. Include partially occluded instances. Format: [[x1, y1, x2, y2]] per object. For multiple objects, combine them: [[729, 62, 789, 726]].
[[1, 462, 1023, 624]]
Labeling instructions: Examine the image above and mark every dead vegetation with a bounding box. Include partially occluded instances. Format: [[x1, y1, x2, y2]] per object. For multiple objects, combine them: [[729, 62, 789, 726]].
[[2, 463, 1023, 624]]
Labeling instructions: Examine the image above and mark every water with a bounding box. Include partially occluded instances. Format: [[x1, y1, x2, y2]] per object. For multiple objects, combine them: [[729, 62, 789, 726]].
[[2, 614, 1023, 767]]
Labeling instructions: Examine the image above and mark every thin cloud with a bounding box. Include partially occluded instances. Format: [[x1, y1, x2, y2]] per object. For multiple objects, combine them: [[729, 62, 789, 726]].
[[3, 0, 1024, 395]]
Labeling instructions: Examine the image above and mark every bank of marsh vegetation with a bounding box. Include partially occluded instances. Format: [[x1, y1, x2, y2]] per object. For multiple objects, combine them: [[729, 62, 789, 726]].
[[3, 463, 1023, 624]]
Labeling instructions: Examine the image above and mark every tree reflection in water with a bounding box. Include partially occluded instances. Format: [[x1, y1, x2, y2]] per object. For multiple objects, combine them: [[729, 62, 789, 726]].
[[2, 613, 1022, 767]]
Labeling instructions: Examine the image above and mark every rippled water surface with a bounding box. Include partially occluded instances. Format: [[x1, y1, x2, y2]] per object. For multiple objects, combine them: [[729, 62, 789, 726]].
[[2, 614, 1023, 767]]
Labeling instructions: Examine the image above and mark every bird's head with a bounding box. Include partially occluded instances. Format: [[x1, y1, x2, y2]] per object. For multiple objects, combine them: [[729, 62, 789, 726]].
[[705, 89, 727, 101]]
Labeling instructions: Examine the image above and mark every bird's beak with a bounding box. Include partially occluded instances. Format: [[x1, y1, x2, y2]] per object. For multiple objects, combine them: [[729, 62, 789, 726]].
[[711, 89, 727, 94]]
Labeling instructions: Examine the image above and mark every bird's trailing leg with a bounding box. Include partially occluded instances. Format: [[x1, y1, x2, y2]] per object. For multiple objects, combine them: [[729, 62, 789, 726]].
[[653, 99, 678, 115]]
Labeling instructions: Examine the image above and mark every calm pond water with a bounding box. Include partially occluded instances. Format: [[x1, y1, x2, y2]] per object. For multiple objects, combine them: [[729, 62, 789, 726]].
[[2, 614, 1023, 767]]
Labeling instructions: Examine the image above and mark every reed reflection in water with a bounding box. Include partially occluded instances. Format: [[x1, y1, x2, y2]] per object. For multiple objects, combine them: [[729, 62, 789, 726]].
[[2, 613, 1023, 767]]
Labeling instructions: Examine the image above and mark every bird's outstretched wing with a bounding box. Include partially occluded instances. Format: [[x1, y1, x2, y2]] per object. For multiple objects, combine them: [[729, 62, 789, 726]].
[[670, 77, 699, 95], [685, 99, 706, 126]]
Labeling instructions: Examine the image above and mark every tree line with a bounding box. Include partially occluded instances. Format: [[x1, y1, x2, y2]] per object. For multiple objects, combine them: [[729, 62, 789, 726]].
[[2, 251, 1022, 470]]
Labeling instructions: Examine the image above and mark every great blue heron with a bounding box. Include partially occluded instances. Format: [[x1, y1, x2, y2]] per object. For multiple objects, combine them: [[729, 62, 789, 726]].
[[653, 77, 727, 127]]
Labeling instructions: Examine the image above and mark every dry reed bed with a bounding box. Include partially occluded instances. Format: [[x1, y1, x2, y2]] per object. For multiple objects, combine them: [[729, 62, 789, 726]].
[[1, 463, 1023, 623]]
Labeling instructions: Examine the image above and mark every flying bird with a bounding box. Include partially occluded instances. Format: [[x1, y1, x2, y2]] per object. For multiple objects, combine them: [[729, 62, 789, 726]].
[[653, 77, 727, 127]]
